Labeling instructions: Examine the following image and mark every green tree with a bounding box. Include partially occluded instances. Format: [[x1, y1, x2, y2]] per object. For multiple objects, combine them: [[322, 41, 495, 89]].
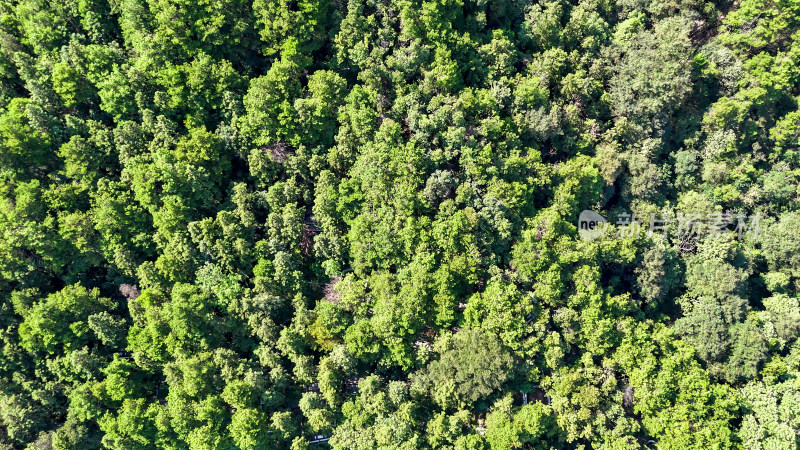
[[413, 329, 513, 410]]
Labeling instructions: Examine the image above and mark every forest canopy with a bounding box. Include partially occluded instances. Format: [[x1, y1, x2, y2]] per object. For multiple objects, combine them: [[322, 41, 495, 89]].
[[1, 0, 800, 448]]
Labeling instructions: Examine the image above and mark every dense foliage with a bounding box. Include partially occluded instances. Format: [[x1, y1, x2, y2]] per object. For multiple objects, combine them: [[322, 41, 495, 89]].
[[1, 0, 800, 448]]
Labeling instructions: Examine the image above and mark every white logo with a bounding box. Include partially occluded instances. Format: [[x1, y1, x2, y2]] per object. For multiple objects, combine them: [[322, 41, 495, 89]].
[[578, 210, 608, 241]]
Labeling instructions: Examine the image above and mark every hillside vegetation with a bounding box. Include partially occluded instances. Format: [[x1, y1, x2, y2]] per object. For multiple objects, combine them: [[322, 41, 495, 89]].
[[1, 0, 800, 448]]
